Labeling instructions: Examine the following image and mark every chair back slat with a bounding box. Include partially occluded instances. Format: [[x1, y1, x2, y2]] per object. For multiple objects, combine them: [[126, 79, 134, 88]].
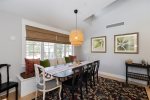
[[94, 60, 100, 73], [34, 64, 45, 85], [0, 64, 10, 84], [72, 66, 84, 87], [86, 63, 93, 75], [0, 72, 1, 88]]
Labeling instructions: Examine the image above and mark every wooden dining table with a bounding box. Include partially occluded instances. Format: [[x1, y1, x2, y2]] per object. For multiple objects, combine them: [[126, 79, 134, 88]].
[[45, 61, 91, 78]]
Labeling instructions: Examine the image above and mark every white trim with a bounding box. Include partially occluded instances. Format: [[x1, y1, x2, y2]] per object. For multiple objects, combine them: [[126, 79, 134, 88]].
[[21, 19, 69, 65], [98, 71, 147, 85], [98, 71, 126, 80]]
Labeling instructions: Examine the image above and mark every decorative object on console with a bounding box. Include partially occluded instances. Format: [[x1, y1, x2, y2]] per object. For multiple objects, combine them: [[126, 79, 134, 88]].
[[125, 59, 133, 64], [69, 9, 84, 46], [114, 32, 139, 54], [141, 59, 146, 66], [91, 36, 106, 53]]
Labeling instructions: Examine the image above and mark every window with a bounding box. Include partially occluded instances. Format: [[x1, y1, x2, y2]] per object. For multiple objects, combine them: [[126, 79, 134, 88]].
[[55, 44, 65, 58], [65, 44, 73, 57], [26, 40, 73, 59], [26, 41, 41, 59], [44, 42, 55, 59]]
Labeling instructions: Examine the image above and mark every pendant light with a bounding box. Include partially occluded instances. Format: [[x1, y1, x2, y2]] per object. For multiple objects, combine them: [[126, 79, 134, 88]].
[[69, 9, 84, 46]]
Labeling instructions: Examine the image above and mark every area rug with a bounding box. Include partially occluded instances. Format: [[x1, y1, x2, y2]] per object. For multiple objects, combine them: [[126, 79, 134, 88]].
[[33, 77, 148, 100]]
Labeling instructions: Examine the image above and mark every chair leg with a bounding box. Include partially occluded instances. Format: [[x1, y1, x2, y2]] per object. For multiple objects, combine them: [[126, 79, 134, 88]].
[[35, 89, 38, 100], [85, 79, 88, 93], [97, 73, 99, 83], [43, 92, 45, 100], [7, 90, 9, 98], [93, 74, 95, 86], [61, 87, 63, 100], [90, 78, 92, 88], [71, 90, 74, 100], [16, 85, 18, 100], [80, 86, 83, 100], [59, 86, 62, 100]]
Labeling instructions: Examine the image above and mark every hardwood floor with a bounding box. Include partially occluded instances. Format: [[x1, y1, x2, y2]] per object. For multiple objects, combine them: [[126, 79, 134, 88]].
[[1, 75, 150, 100]]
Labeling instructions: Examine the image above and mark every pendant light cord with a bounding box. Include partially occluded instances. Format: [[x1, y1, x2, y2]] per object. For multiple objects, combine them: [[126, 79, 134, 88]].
[[76, 12, 77, 32], [74, 9, 78, 33]]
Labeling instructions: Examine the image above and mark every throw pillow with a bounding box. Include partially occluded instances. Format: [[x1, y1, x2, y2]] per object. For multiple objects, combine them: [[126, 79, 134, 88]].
[[69, 55, 77, 62], [25, 58, 40, 77], [40, 59, 50, 67], [65, 57, 71, 63], [49, 59, 58, 66]]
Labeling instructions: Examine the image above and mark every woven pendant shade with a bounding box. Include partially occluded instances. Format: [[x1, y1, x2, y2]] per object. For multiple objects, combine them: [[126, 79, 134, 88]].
[[69, 30, 83, 46]]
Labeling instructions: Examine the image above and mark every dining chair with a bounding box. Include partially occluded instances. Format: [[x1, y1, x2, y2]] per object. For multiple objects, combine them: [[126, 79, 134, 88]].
[[93, 60, 100, 83], [82, 63, 94, 93], [0, 64, 18, 100], [34, 64, 62, 100], [61, 66, 84, 100]]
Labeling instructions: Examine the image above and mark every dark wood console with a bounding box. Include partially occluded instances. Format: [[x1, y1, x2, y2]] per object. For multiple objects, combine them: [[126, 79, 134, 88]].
[[126, 63, 150, 85]]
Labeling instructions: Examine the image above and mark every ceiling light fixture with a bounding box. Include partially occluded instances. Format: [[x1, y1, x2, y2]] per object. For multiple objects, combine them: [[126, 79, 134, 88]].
[[69, 9, 84, 46]]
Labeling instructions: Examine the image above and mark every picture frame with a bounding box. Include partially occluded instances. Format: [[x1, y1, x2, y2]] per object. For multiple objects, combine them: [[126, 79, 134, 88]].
[[114, 32, 139, 54], [91, 36, 106, 53]]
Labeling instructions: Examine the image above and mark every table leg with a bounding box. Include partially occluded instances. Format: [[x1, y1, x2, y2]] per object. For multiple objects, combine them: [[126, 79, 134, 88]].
[[147, 68, 150, 86], [126, 66, 128, 84]]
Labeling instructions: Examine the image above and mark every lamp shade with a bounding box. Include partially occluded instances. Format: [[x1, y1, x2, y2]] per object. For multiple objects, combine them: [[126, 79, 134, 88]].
[[69, 30, 84, 46]]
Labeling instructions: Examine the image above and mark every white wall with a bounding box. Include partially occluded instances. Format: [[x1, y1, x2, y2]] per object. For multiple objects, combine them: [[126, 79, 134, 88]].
[[0, 12, 22, 82], [75, 0, 150, 77]]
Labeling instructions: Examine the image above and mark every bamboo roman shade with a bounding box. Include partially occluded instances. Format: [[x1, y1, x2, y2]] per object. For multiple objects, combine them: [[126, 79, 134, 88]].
[[26, 25, 70, 44]]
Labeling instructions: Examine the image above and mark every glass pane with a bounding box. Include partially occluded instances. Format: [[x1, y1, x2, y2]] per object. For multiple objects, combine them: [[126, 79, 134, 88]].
[[26, 44, 34, 52], [49, 43, 54, 45], [49, 46, 54, 52], [44, 52, 49, 59], [26, 41, 34, 44], [26, 52, 34, 59], [34, 52, 41, 59], [44, 42, 49, 46], [34, 41, 41, 45], [34, 44, 41, 53], [49, 52, 55, 58], [65, 44, 72, 56], [44, 46, 49, 52], [56, 44, 65, 58]]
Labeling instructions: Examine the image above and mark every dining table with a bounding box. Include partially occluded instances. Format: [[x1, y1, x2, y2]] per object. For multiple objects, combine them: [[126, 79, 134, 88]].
[[45, 61, 91, 78]]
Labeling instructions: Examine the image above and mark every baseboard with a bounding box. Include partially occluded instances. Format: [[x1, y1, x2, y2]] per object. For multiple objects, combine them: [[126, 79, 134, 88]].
[[0, 88, 15, 97], [98, 71, 126, 80], [98, 71, 147, 85]]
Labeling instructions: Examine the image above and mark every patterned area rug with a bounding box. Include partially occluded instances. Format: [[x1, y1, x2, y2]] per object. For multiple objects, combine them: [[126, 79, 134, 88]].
[[33, 77, 148, 100]]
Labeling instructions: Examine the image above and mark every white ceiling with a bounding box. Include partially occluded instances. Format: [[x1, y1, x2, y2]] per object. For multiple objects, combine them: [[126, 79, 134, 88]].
[[0, 0, 116, 31]]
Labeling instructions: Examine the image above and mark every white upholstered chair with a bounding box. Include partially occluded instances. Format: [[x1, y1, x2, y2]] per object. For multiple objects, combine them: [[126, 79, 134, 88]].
[[34, 64, 61, 100]]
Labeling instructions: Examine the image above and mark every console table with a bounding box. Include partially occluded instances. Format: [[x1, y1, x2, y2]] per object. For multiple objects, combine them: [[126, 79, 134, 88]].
[[126, 63, 150, 85]]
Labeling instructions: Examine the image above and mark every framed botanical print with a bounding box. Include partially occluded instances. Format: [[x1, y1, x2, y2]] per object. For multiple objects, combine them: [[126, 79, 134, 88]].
[[91, 36, 106, 53], [114, 32, 139, 54]]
